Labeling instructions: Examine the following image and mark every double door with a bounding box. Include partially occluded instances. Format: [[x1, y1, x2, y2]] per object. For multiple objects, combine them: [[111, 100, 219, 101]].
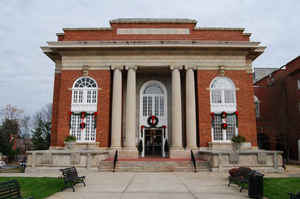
[[145, 129, 162, 156]]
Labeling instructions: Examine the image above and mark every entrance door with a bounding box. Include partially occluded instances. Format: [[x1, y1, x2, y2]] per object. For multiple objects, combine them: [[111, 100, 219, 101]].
[[139, 80, 168, 157], [145, 129, 162, 156]]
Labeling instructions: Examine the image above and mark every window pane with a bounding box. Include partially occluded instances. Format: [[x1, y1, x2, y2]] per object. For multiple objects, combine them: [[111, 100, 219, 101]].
[[85, 115, 90, 141], [144, 85, 163, 94], [70, 114, 81, 141], [224, 90, 235, 103], [212, 90, 222, 103], [87, 91, 92, 103], [226, 115, 236, 140], [92, 90, 97, 103], [213, 115, 222, 141], [148, 96, 152, 116], [143, 96, 147, 116], [90, 115, 96, 141], [155, 96, 159, 116], [160, 96, 164, 116], [73, 90, 78, 103], [78, 91, 83, 103]]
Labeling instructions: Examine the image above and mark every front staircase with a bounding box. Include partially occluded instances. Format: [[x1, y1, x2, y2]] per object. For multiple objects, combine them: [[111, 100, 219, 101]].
[[98, 158, 210, 172]]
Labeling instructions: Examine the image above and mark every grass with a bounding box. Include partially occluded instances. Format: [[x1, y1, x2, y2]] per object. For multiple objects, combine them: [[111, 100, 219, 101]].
[[264, 178, 300, 199], [0, 177, 64, 199]]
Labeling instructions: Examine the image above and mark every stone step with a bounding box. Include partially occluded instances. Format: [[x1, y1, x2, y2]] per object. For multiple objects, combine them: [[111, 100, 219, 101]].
[[98, 159, 210, 172]]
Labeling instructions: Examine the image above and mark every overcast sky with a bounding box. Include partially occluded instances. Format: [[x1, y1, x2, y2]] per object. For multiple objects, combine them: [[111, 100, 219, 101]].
[[0, 0, 299, 116]]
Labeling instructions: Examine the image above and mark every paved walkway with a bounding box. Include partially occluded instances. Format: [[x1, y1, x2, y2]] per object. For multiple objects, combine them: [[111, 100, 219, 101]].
[[47, 172, 248, 199], [2, 165, 300, 199]]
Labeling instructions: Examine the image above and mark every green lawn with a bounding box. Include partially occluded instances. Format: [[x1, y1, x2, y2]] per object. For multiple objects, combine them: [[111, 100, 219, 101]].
[[264, 178, 300, 199], [0, 177, 64, 199]]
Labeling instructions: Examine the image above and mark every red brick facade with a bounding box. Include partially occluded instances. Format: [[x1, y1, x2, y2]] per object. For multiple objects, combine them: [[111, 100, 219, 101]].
[[47, 19, 261, 150], [59, 22, 249, 42], [255, 56, 300, 160], [51, 70, 111, 147], [197, 70, 257, 147]]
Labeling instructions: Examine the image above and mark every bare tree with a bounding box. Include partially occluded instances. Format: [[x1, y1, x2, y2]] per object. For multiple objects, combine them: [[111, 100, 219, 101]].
[[0, 104, 24, 121]]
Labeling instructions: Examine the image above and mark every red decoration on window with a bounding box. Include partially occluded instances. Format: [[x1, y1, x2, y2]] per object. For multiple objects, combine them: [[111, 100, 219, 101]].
[[81, 112, 86, 119], [69, 111, 72, 116], [221, 112, 227, 119], [80, 122, 85, 129], [235, 111, 238, 116], [162, 125, 167, 129], [141, 125, 145, 129], [221, 123, 228, 129]]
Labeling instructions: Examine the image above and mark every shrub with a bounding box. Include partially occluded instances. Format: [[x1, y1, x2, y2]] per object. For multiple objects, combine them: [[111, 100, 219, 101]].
[[64, 135, 76, 142], [231, 135, 246, 144]]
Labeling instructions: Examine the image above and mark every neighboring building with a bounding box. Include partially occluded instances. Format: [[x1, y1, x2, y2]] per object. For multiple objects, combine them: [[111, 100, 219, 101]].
[[254, 56, 300, 160], [42, 18, 265, 158], [253, 68, 278, 82]]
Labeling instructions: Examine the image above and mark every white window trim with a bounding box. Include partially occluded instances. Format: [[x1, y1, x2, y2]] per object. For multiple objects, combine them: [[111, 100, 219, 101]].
[[70, 76, 98, 143], [210, 77, 238, 143], [139, 80, 168, 157]]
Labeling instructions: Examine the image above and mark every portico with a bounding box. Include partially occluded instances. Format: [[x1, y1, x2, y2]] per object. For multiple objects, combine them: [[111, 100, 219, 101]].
[[110, 64, 198, 158]]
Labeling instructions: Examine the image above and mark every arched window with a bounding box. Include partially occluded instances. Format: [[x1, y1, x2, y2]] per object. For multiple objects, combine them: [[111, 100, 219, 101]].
[[141, 82, 165, 118], [210, 77, 237, 142], [70, 77, 98, 142]]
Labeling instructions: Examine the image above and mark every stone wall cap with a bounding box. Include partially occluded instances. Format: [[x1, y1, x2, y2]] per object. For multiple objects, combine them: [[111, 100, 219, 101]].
[[110, 18, 197, 24], [198, 149, 283, 155], [26, 150, 109, 155]]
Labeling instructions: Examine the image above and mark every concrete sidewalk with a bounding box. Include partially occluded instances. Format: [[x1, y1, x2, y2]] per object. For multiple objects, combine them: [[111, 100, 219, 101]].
[[46, 172, 248, 199]]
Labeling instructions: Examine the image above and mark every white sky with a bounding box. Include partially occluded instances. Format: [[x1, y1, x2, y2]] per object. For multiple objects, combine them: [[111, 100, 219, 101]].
[[0, 0, 299, 116]]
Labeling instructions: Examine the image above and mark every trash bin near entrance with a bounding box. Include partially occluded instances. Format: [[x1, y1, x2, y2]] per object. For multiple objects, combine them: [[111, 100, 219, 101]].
[[248, 171, 264, 199]]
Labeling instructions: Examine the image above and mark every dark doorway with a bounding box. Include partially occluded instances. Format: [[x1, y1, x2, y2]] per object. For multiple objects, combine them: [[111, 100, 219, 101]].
[[145, 129, 162, 157]]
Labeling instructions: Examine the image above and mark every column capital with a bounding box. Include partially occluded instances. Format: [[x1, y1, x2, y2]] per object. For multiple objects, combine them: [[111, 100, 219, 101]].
[[184, 65, 197, 70], [111, 65, 124, 70], [125, 65, 138, 70], [170, 64, 183, 70]]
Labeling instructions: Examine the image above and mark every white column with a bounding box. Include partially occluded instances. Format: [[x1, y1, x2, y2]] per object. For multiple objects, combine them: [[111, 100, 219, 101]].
[[111, 66, 123, 148], [124, 65, 137, 150], [171, 65, 183, 150], [185, 66, 198, 149]]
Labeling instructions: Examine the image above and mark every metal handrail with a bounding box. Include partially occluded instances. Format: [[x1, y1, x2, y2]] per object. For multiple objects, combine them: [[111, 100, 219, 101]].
[[191, 150, 197, 173], [113, 150, 118, 172]]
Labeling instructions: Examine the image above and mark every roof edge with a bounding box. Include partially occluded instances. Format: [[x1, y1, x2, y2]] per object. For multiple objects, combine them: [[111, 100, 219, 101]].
[[63, 27, 112, 31], [110, 18, 197, 24], [194, 27, 245, 31]]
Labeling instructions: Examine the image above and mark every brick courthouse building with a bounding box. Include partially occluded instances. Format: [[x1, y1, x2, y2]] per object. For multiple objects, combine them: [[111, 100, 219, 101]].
[[42, 18, 265, 158]]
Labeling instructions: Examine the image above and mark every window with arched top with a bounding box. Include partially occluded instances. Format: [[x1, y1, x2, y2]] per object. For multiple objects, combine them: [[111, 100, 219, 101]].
[[210, 77, 237, 142], [72, 77, 98, 105], [70, 77, 98, 142], [142, 82, 165, 117]]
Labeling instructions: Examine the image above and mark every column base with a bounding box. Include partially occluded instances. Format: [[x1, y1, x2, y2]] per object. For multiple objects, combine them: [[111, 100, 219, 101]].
[[118, 148, 139, 159], [169, 147, 189, 158]]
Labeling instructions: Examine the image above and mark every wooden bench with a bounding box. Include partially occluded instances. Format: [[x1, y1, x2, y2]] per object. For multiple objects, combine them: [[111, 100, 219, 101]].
[[0, 180, 33, 199], [228, 167, 252, 192], [289, 192, 300, 199], [59, 167, 86, 192]]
